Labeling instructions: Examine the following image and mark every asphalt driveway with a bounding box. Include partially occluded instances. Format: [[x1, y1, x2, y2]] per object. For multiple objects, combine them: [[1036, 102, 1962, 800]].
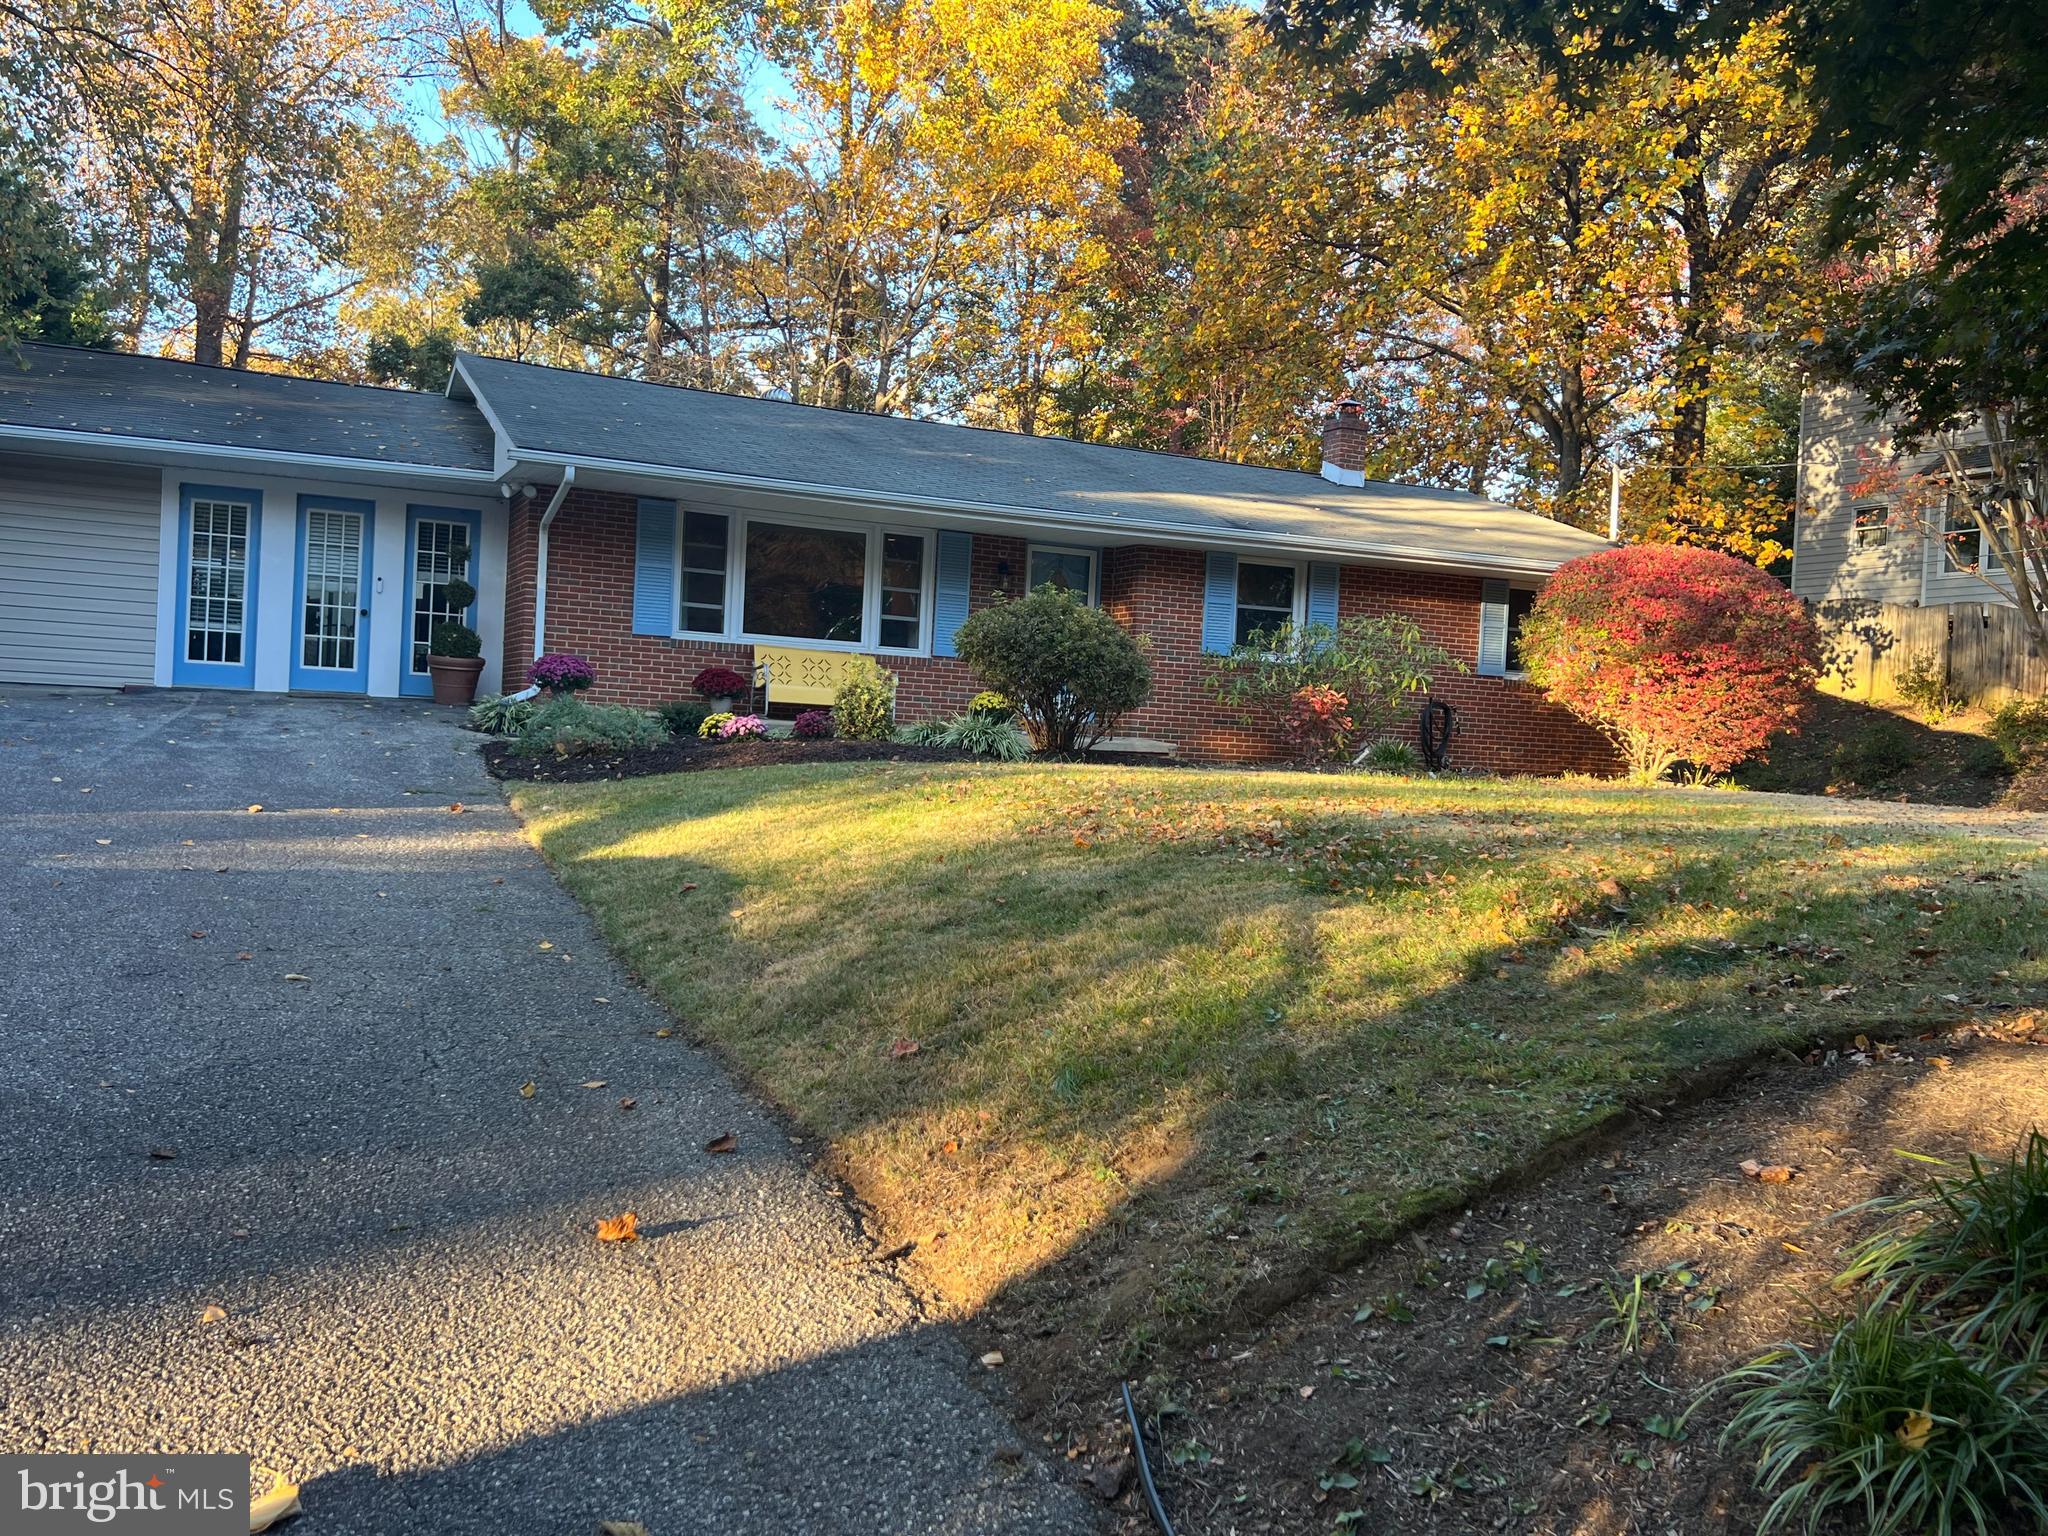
[[0, 689, 1097, 1534]]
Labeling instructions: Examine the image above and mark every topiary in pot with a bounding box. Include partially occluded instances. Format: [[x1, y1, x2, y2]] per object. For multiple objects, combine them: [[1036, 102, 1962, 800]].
[[426, 576, 486, 706]]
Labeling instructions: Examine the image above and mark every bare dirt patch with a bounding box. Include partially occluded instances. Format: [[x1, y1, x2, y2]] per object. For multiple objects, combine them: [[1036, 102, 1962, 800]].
[[1012, 1019, 2048, 1534]]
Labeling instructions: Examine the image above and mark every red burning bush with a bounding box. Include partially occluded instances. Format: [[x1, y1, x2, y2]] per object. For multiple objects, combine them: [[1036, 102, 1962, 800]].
[[1518, 545, 1819, 782]]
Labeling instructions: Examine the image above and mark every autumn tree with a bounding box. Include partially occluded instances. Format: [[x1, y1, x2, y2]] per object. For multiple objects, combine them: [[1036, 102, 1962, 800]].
[[14, 0, 418, 366], [0, 133, 110, 352]]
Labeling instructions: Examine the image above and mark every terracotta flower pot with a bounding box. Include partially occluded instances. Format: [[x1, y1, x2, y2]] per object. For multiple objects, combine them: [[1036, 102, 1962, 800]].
[[427, 654, 486, 706]]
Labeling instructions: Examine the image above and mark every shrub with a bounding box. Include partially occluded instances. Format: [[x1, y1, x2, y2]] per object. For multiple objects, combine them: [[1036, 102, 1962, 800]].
[[429, 620, 482, 660], [655, 700, 710, 738], [716, 713, 767, 740], [697, 711, 736, 739], [792, 708, 835, 739], [1834, 718, 1916, 785], [1362, 738, 1420, 771], [939, 713, 1030, 760], [1989, 696, 2048, 770], [515, 696, 665, 757], [467, 692, 534, 736], [529, 652, 595, 696], [833, 656, 898, 741], [431, 578, 482, 658], [693, 665, 750, 700], [1282, 684, 1355, 765], [1895, 652, 1959, 724], [967, 690, 1014, 720], [1518, 545, 1821, 783], [1206, 615, 1455, 748], [953, 586, 1150, 753], [1716, 1304, 2048, 1536]]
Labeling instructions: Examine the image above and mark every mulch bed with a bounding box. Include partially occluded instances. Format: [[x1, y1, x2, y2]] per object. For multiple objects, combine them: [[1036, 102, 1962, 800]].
[[1002, 1014, 2048, 1534], [481, 735, 985, 783]]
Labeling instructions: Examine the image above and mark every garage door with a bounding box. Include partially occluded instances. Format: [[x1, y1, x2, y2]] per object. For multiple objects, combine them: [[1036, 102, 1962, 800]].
[[0, 454, 161, 687]]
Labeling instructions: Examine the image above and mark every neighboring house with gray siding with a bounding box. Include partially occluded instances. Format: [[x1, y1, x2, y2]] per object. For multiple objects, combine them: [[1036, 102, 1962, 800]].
[[1794, 386, 2016, 611]]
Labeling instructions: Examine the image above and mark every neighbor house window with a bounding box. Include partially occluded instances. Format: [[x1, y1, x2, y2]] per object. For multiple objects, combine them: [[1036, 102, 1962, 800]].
[[1505, 586, 1538, 673], [1234, 560, 1298, 645], [742, 520, 866, 643], [878, 531, 926, 650], [1027, 545, 1096, 602], [681, 510, 729, 633], [1943, 495, 2000, 573], [1851, 504, 1890, 549]]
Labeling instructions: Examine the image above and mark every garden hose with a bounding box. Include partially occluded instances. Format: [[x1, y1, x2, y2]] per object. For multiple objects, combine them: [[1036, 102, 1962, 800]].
[[1122, 1381, 1179, 1536], [1419, 697, 1455, 770]]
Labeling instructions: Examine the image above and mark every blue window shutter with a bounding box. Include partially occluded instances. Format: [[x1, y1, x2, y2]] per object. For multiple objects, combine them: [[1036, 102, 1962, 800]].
[[1477, 578, 1510, 676], [632, 498, 677, 636], [932, 530, 972, 656], [1201, 552, 1238, 653], [1307, 561, 1340, 630]]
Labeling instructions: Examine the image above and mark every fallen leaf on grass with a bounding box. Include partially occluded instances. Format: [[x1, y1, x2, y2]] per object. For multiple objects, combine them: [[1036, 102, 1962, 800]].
[[199, 1304, 228, 1325], [247, 805, 263, 813], [249, 1468, 300, 1533], [652, 1027, 671, 1038], [1896, 1408, 1937, 1452], [448, 802, 465, 813], [519, 1081, 537, 1099], [1928, 1056, 1953, 1071], [890, 1037, 920, 1058], [595, 1211, 640, 1243], [1740, 1159, 1796, 1184], [704, 1132, 738, 1155], [680, 882, 698, 893]]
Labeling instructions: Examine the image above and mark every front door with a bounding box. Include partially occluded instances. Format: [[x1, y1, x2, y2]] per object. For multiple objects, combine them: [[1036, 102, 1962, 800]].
[[291, 497, 374, 693], [400, 507, 481, 697]]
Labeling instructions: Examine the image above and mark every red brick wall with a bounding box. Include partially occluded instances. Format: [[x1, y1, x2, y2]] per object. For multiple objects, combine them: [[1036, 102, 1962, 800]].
[[508, 486, 1615, 775]]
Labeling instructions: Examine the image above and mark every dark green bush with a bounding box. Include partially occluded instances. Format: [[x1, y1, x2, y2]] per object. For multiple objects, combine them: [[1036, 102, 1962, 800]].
[[656, 700, 711, 738], [953, 586, 1150, 753], [1832, 718, 1916, 784], [516, 696, 665, 757], [429, 620, 483, 659], [1989, 696, 2048, 770], [833, 657, 898, 741]]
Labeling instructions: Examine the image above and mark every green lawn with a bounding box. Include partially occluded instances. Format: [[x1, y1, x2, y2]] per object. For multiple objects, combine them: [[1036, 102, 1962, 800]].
[[509, 764, 2045, 1352]]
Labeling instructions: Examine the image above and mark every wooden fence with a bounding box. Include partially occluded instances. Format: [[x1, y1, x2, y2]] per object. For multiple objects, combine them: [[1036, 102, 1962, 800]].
[[1813, 599, 2048, 705]]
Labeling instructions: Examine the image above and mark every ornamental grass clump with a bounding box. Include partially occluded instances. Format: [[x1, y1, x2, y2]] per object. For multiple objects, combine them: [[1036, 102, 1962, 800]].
[[1708, 1130, 2048, 1536]]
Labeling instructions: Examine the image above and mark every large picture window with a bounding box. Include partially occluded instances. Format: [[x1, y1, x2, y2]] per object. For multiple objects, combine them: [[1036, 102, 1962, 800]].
[[1234, 560, 1298, 645], [741, 521, 866, 643]]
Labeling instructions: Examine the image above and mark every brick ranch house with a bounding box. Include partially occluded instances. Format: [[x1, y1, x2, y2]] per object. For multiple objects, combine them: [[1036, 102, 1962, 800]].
[[0, 344, 1614, 771]]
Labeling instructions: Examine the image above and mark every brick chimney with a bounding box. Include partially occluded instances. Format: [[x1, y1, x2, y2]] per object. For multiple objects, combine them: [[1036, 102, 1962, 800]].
[[1320, 399, 1368, 486]]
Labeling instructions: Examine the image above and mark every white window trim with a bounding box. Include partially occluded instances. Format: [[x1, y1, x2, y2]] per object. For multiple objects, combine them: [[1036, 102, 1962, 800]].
[[678, 507, 731, 637], [1024, 542, 1100, 606], [680, 508, 935, 656], [1941, 493, 2002, 575], [1234, 557, 1306, 643], [1850, 503, 1891, 551]]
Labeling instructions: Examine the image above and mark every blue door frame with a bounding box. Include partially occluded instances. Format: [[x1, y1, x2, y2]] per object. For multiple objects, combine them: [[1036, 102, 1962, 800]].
[[173, 483, 263, 690], [399, 505, 484, 697], [289, 495, 376, 694]]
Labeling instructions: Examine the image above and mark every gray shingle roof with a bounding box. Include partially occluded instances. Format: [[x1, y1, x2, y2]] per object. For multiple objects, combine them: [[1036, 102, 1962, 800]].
[[456, 354, 1608, 572], [0, 343, 497, 471]]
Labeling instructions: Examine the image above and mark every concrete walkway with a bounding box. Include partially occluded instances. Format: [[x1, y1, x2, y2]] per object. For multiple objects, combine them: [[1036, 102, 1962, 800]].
[[0, 689, 1097, 1535]]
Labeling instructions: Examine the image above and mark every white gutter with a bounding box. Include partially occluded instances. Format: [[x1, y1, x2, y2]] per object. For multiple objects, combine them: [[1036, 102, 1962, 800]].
[[531, 464, 578, 661], [499, 449, 1601, 578], [0, 422, 498, 486]]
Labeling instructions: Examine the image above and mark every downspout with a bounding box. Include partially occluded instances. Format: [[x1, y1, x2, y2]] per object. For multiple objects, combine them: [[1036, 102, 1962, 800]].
[[504, 465, 577, 703]]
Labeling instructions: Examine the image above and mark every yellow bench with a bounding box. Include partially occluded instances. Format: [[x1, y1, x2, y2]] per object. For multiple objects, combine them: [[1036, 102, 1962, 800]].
[[752, 645, 866, 708]]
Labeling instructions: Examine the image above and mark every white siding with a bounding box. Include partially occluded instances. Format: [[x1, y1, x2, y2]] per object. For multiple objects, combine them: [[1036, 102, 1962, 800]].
[[0, 453, 161, 686]]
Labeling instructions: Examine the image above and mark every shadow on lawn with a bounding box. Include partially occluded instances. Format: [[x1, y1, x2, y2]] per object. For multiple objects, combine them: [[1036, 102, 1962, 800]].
[[517, 764, 2041, 1371]]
